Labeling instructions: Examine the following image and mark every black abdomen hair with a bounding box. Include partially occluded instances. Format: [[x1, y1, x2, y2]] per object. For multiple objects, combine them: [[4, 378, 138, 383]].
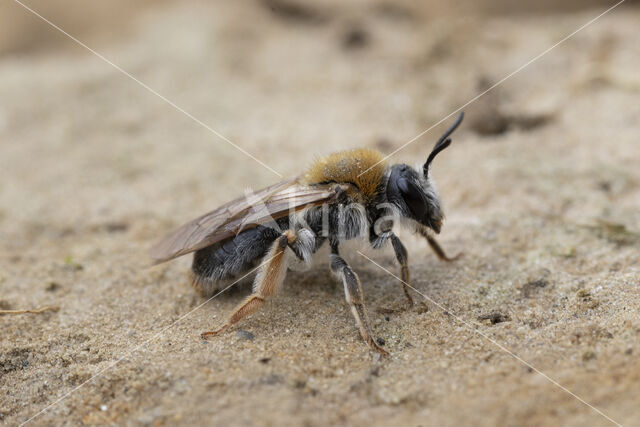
[[191, 225, 282, 295]]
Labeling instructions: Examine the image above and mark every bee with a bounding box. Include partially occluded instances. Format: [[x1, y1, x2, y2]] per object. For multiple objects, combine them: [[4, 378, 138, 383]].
[[150, 112, 464, 354]]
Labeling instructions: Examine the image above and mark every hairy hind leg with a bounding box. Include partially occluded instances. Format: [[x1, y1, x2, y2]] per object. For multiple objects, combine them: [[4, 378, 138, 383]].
[[201, 231, 295, 339]]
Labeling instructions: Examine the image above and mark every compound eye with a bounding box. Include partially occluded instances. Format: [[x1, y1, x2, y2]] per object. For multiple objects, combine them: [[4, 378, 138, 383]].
[[397, 178, 428, 220]]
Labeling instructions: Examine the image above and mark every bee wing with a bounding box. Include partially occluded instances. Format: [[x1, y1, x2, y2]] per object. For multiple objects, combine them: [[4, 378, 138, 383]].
[[149, 177, 337, 264]]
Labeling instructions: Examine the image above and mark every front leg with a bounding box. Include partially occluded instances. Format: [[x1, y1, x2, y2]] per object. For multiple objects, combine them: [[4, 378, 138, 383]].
[[418, 228, 462, 262], [389, 234, 414, 307], [329, 245, 388, 355], [368, 223, 413, 307]]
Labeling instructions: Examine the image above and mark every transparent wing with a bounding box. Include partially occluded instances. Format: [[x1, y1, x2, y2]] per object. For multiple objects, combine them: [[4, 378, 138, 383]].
[[149, 177, 336, 264]]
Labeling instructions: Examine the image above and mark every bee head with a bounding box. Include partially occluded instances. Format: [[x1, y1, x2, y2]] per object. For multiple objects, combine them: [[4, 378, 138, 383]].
[[385, 112, 463, 234], [386, 164, 444, 233]]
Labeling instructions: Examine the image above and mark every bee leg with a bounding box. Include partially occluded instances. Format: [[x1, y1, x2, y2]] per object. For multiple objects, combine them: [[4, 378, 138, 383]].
[[418, 229, 462, 262], [201, 231, 293, 339], [330, 246, 389, 356], [285, 228, 315, 264], [390, 234, 414, 307]]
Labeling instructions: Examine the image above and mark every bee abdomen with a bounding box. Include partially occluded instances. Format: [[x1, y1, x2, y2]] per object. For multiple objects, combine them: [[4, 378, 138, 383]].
[[190, 225, 281, 296]]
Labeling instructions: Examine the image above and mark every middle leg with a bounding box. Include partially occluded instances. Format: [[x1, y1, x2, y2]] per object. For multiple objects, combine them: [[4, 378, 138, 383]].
[[330, 245, 388, 355]]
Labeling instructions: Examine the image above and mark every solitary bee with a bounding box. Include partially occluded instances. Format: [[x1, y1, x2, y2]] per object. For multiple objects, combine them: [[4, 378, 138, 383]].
[[150, 113, 464, 354]]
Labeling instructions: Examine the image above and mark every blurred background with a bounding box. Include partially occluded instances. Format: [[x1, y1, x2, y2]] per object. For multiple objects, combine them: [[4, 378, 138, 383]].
[[1, 1, 639, 426], [2, 0, 638, 230], [1, 0, 635, 57]]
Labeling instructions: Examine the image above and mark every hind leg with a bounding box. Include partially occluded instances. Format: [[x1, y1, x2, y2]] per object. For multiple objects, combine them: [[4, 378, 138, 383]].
[[201, 230, 295, 339]]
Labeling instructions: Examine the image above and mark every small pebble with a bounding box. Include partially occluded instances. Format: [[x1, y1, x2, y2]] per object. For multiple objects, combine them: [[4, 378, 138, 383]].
[[45, 281, 61, 292], [342, 27, 369, 50], [236, 330, 255, 341], [100, 405, 107, 412]]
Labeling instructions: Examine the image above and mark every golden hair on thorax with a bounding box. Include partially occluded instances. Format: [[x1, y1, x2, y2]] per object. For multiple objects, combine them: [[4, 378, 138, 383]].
[[303, 148, 387, 201]]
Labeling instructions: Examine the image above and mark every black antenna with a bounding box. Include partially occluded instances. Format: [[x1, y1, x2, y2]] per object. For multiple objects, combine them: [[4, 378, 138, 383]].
[[424, 112, 464, 174]]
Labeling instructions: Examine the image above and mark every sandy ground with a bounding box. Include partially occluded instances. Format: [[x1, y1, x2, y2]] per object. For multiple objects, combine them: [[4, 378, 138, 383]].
[[1, 1, 640, 426]]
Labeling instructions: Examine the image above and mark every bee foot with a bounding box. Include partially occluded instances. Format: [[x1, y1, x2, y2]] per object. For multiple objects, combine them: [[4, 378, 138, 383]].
[[370, 339, 390, 356], [445, 252, 464, 262], [201, 326, 228, 340]]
